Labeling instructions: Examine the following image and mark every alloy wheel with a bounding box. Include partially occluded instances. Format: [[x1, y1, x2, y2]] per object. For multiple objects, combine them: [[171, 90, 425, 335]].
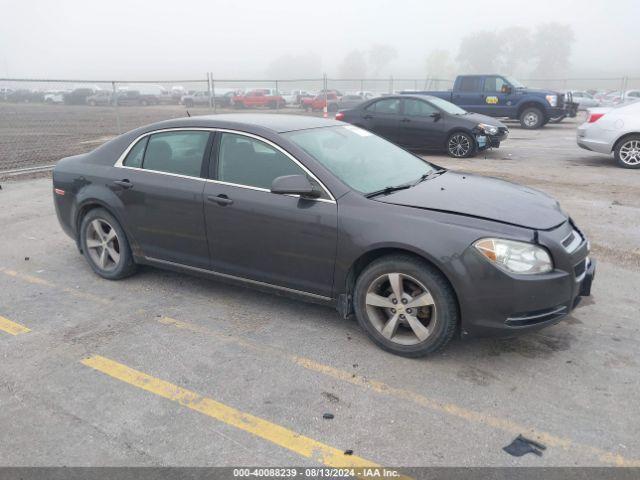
[[619, 140, 640, 166], [523, 112, 539, 127], [365, 273, 437, 345], [448, 134, 471, 157], [85, 218, 120, 271]]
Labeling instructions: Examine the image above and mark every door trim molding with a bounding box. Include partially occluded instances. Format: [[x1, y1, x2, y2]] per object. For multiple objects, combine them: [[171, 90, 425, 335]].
[[144, 256, 334, 302]]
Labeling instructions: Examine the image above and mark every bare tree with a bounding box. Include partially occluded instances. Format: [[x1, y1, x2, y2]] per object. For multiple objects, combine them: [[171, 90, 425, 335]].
[[456, 31, 502, 73], [368, 44, 398, 77], [531, 23, 575, 78], [424, 49, 456, 80], [338, 50, 368, 78], [498, 26, 532, 76]]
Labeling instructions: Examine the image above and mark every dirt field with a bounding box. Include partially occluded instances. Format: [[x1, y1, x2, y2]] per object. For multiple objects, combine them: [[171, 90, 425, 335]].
[[1, 109, 639, 469]]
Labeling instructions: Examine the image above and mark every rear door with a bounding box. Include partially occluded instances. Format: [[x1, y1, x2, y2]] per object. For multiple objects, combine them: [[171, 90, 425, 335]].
[[358, 98, 401, 143], [399, 98, 447, 149], [112, 130, 212, 268], [451, 76, 484, 112]]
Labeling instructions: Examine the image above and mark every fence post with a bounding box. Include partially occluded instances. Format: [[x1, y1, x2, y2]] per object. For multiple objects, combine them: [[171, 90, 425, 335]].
[[275, 80, 279, 110], [207, 72, 213, 111], [112, 81, 121, 134], [389, 75, 394, 94], [323, 73, 328, 118]]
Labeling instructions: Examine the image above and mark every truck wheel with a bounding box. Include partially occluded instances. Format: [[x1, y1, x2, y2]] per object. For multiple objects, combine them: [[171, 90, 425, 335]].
[[614, 135, 640, 169], [353, 254, 459, 357], [446, 132, 476, 158], [520, 107, 544, 129]]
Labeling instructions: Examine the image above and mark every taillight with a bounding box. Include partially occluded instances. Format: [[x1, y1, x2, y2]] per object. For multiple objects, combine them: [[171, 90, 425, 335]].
[[335, 112, 345, 121], [588, 112, 605, 123]]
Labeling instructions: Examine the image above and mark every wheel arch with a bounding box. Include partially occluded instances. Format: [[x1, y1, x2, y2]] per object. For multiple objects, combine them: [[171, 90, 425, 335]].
[[612, 131, 640, 153], [340, 246, 461, 322], [516, 100, 546, 118]]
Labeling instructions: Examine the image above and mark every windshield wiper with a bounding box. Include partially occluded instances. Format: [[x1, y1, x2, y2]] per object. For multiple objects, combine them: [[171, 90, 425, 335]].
[[365, 184, 412, 199], [413, 168, 446, 186]]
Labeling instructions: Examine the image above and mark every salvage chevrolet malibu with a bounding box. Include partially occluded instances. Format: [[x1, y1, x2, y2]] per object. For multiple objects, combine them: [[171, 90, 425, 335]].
[[53, 114, 595, 357]]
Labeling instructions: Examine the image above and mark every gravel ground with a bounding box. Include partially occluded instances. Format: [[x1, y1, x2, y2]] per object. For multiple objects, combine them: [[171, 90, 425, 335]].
[[0, 113, 639, 470]]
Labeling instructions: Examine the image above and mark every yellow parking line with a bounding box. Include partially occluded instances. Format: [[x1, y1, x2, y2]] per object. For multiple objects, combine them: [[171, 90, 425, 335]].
[[81, 355, 379, 469], [158, 316, 640, 467], [0, 315, 31, 336]]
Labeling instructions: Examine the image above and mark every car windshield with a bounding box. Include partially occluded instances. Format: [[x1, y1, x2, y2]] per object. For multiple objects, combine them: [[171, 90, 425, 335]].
[[503, 76, 525, 88], [283, 125, 435, 194], [427, 97, 467, 115]]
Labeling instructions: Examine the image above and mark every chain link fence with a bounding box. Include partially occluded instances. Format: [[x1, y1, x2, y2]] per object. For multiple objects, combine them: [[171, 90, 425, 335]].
[[1, 75, 638, 174]]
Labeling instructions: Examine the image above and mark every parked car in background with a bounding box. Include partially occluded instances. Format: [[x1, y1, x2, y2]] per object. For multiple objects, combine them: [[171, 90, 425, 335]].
[[0, 87, 14, 100], [171, 86, 186, 104], [577, 100, 640, 168], [232, 89, 285, 109], [282, 90, 313, 105], [52, 114, 594, 357], [411, 74, 573, 129], [115, 90, 157, 106], [336, 94, 508, 158], [64, 88, 98, 105], [302, 92, 340, 112], [601, 90, 640, 106], [565, 91, 600, 110], [87, 90, 113, 106], [354, 91, 376, 100], [44, 91, 66, 104], [6, 89, 44, 103], [335, 94, 367, 110], [182, 90, 236, 108]]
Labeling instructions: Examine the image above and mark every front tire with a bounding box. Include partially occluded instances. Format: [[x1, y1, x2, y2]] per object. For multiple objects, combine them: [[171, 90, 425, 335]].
[[79, 208, 137, 280], [519, 107, 544, 129], [446, 132, 476, 158], [353, 255, 459, 357], [614, 135, 640, 169]]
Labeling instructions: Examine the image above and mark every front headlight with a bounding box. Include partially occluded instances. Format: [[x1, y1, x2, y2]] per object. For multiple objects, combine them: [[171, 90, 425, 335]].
[[546, 94, 558, 107], [474, 238, 553, 274], [477, 123, 498, 135]]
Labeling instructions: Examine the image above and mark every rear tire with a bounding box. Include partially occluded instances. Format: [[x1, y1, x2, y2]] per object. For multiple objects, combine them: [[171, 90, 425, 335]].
[[519, 107, 544, 129], [614, 134, 640, 169], [79, 208, 137, 280], [353, 254, 459, 357]]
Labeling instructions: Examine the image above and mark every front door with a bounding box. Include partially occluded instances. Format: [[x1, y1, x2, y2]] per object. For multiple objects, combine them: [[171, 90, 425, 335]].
[[203, 132, 338, 297], [358, 98, 401, 143], [399, 98, 447, 149], [478, 76, 511, 116], [113, 130, 212, 268]]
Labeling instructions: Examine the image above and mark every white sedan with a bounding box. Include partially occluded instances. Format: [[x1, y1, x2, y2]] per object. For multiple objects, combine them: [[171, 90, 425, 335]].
[[577, 100, 640, 168]]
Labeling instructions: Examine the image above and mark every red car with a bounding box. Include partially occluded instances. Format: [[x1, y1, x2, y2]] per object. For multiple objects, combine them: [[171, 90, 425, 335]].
[[232, 89, 285, 109], [302, 92, 340, 112]]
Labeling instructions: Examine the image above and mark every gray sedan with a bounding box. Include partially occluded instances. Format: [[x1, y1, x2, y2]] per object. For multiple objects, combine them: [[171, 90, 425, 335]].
[[53, 114, 594, 357]]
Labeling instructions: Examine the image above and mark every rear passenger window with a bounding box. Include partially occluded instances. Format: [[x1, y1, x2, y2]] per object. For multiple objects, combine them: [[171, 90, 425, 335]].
[[366, 98, 400, 114], [123, 137, 148, 168], [458, 77, 481, 92], [217, 133, 305, 190], [143, 131, 209, 177]]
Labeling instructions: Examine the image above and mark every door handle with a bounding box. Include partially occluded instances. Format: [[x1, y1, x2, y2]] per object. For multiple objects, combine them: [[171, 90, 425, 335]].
[[400, 118, 411, 123], [208, 194, 234, 206], [113, 179, 133, 189], [363, 114, 373, 119]]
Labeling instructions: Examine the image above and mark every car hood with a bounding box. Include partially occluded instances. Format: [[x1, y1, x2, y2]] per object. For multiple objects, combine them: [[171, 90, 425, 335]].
[[375, 171, 567, 230], [457, 112, 505, 128]]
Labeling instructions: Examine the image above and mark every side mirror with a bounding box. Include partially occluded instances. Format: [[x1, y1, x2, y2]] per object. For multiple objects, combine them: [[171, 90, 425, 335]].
[[271, 175, 320, 198], [430, 112, 441, 121], [502, 85, 512, 94]]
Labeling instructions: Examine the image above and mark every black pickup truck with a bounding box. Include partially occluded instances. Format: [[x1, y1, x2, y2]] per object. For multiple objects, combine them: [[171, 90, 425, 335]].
[[408, 74, 577, 129]]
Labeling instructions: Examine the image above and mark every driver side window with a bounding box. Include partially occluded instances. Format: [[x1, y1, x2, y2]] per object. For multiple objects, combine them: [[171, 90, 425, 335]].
[[216, 133, 306, 191], [483, 76, 507, 93]]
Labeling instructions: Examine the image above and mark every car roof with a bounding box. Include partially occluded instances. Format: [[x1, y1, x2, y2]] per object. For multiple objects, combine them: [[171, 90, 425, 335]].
[[138, 113, 342, 134]]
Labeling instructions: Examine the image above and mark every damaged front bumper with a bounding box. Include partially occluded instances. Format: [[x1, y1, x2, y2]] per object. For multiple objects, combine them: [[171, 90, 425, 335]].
[[476, 127, 509, 150]]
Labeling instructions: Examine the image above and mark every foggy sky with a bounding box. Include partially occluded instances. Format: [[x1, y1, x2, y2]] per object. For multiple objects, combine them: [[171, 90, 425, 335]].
[[1, 0, 639, 80]]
